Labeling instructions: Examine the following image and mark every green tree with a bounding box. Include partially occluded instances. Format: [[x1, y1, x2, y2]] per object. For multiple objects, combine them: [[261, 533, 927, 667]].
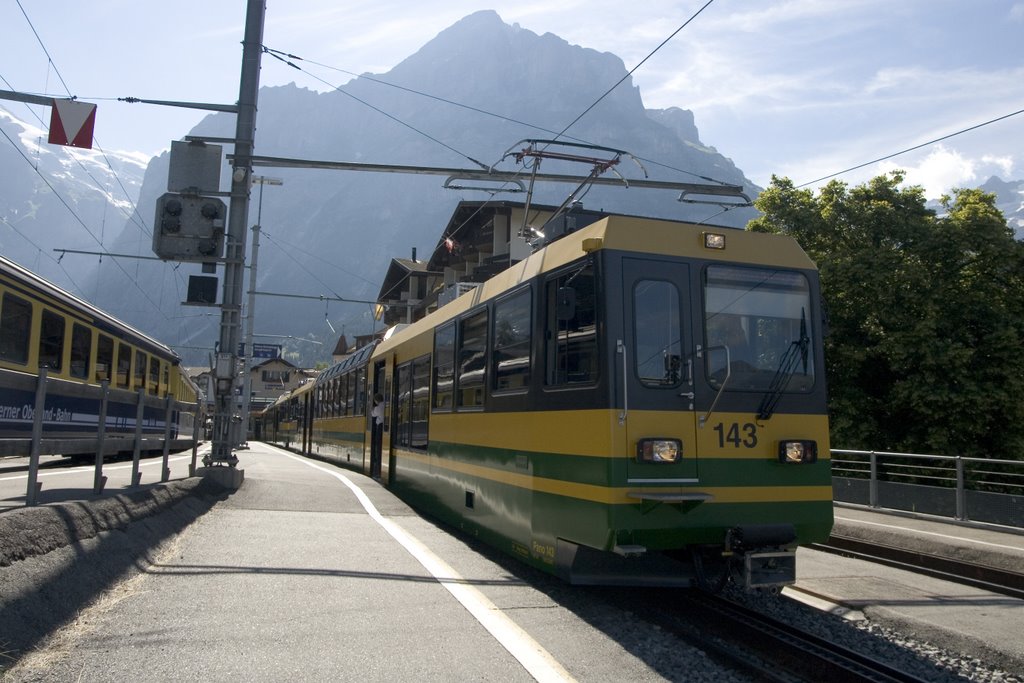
[[749, 172, 1024, 459]]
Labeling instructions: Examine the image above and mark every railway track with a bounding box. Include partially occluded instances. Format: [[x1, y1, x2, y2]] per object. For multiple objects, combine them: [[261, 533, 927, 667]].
[[811, 534, 1024, 600], [597, 587, 935, 683]]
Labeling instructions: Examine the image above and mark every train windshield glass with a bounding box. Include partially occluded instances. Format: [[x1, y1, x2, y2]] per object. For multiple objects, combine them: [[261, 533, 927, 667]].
[[703, 265, 814, 392]]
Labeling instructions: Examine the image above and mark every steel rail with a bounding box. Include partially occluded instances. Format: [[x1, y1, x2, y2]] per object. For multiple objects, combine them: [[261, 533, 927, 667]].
[[811, 535, 1024, 600]]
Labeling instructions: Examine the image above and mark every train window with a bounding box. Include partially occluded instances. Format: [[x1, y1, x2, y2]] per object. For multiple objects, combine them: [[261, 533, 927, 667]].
[[492, 288, 531, 393], [116, 344, 131, 388], [395, 362, 412, 447], [149, 356, 160, 395], [38, 310, 65, 372], [70, 323, 92, 379], [704, 265, 815, 392], [341, 374, 351, 417], [135, 350, 147, 390], [545, 264, 598, 386], [96, 334, 114, 382], [395, 355, 430, 450], [634, 280, 682, 387], [332, 377, 341, 417], [432, 322, 455, 411], [457, 308, 488, 409], [354, 367, 366, 416], [0, 292, 32, 365], [411, 355, 430, 448]]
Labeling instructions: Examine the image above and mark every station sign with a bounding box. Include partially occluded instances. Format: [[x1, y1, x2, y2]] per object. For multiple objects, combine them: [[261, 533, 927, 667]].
[[237, 343, 281, 359]]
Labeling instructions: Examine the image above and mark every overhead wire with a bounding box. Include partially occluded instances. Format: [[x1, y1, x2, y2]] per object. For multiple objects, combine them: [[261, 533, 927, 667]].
[[263, 42, 734, 188], [552, 0, 717, 142], [5, 3, 181, 316], [262, 3, 731, 303], [264, 48, 488, 170], [797, 107, 1024, 188]]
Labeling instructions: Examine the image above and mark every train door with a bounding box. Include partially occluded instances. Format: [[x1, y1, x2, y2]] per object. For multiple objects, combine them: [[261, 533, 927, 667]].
[[620, 257, 699, 482], [369, 359, 385, 479]]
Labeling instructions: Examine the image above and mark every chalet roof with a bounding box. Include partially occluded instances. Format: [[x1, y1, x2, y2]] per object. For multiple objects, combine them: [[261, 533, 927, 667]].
[[375, 257, 440, 305], [252, 356, 299, 371], [331, 335, 349, 356], [425, 200, 559, 272]]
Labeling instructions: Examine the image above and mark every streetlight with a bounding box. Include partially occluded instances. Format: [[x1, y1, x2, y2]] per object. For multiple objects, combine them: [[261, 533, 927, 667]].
[[238, 175, 282, 446]]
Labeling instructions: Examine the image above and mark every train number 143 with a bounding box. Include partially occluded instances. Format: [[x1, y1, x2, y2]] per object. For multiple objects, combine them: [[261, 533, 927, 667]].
[[713, 422, 758, 448]]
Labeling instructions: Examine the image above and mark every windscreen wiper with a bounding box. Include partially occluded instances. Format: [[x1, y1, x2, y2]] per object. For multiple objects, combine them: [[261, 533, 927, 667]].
[[756, 308, 809, 420]]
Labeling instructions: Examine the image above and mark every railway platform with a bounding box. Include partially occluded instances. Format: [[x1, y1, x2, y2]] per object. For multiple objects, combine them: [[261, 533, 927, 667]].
[[2, 444, 1023, 680], [791, 504, 1024, 670], [830, 503, 1024, 575], [0, 442, 658, 682]]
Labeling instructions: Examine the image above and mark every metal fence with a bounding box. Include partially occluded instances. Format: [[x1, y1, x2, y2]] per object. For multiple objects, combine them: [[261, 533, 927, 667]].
[[831, 449, 1024, 528]]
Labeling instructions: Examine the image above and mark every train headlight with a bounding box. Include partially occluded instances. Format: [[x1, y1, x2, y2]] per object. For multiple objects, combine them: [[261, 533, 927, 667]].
[[703, 232, 726, 250], [778, 440, 818, 464], [637, 438, 682, 463]]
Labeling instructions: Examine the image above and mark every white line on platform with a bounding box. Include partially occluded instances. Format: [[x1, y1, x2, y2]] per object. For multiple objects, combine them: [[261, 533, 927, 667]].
[[276, 448, 577, 683], [835, 515, 1024, 552]]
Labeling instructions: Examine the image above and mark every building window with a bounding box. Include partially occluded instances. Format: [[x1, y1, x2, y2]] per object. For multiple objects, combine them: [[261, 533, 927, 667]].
[[261, 369, 291, 384]]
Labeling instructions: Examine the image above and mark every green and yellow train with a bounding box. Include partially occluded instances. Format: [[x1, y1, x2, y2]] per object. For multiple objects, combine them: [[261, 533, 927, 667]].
[[262, 211, 832, 589]]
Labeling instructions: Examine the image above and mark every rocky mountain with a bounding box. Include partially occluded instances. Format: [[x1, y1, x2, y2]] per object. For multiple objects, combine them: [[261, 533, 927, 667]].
[[6, 11, 1020, 367], [83, 10, 762, 365], [979, 176, 1024, 239], [0, 110, 146, 293]]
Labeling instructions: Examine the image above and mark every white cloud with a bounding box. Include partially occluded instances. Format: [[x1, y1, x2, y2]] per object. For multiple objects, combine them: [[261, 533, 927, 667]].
[[874, 145, 1018, 199], [1011, 3, 1024, 21], [981, 154, 1015, 179]]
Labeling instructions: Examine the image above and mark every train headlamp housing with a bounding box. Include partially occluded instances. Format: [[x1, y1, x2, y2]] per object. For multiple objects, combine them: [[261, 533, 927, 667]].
[[703, 232, 726, 250], [778, 440, 818, 464], [637, 438, 682, 464]]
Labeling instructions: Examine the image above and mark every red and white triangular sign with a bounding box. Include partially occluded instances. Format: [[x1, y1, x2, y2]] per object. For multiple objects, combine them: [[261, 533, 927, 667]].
[[48, 99, 97, 149]]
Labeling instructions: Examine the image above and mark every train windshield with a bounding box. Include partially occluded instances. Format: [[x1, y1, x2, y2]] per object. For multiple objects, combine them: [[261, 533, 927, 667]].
[[703, 265, 814, 392]]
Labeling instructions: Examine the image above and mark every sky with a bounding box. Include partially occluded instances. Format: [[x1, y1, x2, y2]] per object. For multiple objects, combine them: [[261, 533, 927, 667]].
[[2, 0, 1023, 199]]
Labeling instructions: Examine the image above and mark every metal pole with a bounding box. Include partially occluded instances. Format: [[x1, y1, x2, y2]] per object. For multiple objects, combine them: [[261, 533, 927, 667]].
[[210, 0, 265, 466], [240, 176, 281, 446], [869, 451, 878, 508], [93, 380, 109, 494], [161, 395, 173, 482], [131, 387, 145, 487], [26, 368, 48, 506], [955, 456, 966, 521]]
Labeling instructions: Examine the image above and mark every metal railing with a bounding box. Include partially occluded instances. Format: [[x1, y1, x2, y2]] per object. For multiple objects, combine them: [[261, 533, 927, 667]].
[[831, 449, 1024, 528], [1, 367, 202, 506]]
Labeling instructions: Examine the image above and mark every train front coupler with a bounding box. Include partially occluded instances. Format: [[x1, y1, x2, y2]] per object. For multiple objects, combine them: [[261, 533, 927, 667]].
[[725, 523, 798, 592]]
